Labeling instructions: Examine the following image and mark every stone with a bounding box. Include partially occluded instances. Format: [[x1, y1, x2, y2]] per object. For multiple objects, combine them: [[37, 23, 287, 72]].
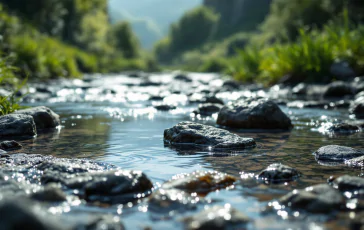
[[174, 74, 192, 82], [164, 121, 256, 149], [162, 171, 237, 194], [0, 114, 36, 137], [14, 106, 60, 130], [204, 96, 224, 105], [330, 62, 356, 80], [222, 80, 240, 90], [182, 205, 250, 230], [345, 156, 364, 168], [314, 145, 364, 162], [0, 199, 64, 230], [193, 103, 222, 116], [350, 96, 364, 119], [278, 184, 345, 213], [154, 105, 176, 111], [0, 140, 22, 150], [148, 189, 198, 213], [292, 83, 308, 95], [30, 184, 67, 202], [217, 99, 293, 130], [258, 164, 301, 183], [332, 175, 364, 192], [323, 81, 355, 98], [327, 123, 360, 133]]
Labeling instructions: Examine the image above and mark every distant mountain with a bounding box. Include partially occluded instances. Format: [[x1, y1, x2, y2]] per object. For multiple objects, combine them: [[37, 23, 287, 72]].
[[108, 0, 201, 49]]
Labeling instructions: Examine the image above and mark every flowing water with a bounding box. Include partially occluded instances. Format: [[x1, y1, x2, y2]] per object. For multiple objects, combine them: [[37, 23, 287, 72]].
[[9, 73, 364, 229]]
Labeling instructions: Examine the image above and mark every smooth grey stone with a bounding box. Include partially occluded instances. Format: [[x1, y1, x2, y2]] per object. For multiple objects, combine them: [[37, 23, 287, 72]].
[[0, 114, 36, 137], [258, 163, 300, 183], [314, 145, 364, 162], [14, 106, 60, 130]]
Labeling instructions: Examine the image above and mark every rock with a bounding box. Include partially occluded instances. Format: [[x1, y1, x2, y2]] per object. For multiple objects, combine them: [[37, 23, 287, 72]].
[[30, 184, 67, 202], [65, 170, 153, 204], [0, 140, 22, 151], [258, 164, 301, 183], [330, 62, 356, 80], [193, 103, 222, 116], [14, 106, 60, 130], [0, 199, 64, 230], [278, 184, 345, 213], [327, 123, 360, 134], [323, 81, 355, 98], [162, 171, 237, 194], [345, 156, 364, 168], [217, 99, 293, 130], [328, 100, 351, 109], [350, 96, 364, 119], [222, 80, 241, 90], [77, 216, 125, 230], [164, 121, 256, 149], [287, 100, 328, 109], [204, 96, 224, 105], [332, 175, 364, 192], [182, 205, 250, 230], [0, 114, 36, 137], [174, 74, 192, 82], [139, 81, 162, 87], [292, 83, 308, 96], [314, 145, 364, 162], [148, 189, 198, 213], [154, 105, 176, 111]]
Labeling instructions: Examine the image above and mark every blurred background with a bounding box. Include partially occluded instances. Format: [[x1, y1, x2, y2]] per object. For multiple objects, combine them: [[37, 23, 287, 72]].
[[0, 0, 363, 87]]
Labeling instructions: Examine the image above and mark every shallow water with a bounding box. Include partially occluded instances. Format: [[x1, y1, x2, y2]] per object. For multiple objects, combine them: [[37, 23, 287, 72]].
[[9, 73, 364, 229]]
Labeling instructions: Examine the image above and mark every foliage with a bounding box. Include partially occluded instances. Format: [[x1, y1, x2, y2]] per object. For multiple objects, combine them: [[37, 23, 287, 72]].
[[110, 21, 141, 59]]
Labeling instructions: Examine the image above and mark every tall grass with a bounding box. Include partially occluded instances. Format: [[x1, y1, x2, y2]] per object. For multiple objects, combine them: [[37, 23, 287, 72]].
[[228, 12, 364, 85]]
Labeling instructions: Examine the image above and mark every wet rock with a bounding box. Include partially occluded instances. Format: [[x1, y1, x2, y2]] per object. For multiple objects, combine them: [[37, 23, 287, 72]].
[[0, 140, 22, 151], [148, 189, 198, 213], [332, 175, 364, 192], [149, 95, 164, 101], [65, 170, 153, 204], [350, 96, 364, 119], [222, 80, 241, 90], [278, 184, 345, 213], [193, 103, 222, 116], [174, 74, 192, 82], [182, 205, 250, 230], [328, 99, 351, 109], [330, 62, 356, 80], [217, 99, 293, 130], [323, 81, 355, 98], [327, 123, 360, 134], [139, 81, 162, 87], [0, 114, 36, 137], [162, 171, 237, 194], [164, 121, 256, 149], [78, 216, 125, 230], [314, 145, 364, 162], [14, 106, 60, 130], [30, 184, 67, 202], [345, 156, 364, 168], [292, 83, 308, 96], [204, 96, 224, 105], [287, 100, 328, 109], [154, 105, 176, 111], [0, 199, 64, 230], [258, 163, 301, 183]]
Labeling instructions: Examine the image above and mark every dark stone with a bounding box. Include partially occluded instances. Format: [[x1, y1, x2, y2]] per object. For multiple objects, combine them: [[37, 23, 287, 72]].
[[0, 199, 64, 230], [149, 95, 164, 101], [0, 140, 22, 151], [333, 175, 364, 192], [174, 74, 192, 82], [328, 100, 351, 109], [194, 103, 222, 116], [292, 83, 308, 95], [164, 121, 256, 149], [14, 106, 60, 130], [139, 81, 162, 87], [217, 99, 293, 130], [0, 114, 36, 137], [350, 96, 364, 119], [162, 171, 237, 194], [327, 123, 360, 133], [154, 105, 176, 111], [323, 81, 355, 98], [345, 156, 364, 168], [182, 205, 250, 230], [222, 80, 240, 90], [278, 184, 345, 213], [258, 164, 301, 183], [204, 96, 224, 105], [314, 145, 364, 162], [330, 62, 356, 80], [30, 184, 67, 202]]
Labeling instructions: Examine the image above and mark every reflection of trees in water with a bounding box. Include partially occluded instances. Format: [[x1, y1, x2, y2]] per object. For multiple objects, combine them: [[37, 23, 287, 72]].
[[8, 116, 112, 159]]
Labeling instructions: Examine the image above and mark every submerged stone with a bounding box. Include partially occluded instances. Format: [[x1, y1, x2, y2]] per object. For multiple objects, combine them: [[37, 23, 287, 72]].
[[345, 156, 364, 168], [194, 103, 222, 116], [278, 184, 345, 213], [314, 145, 364, 162], [327, 123, 360, 134], [204, 96, 224, 105], [217, 99, 293, 130], [164, 121, 256, 149], [0, 140, 22, 151], [258, 163, 301, 183], [323, 81, 355, 98], [174, 74, 192, 82], [30, 184, 67, 202], [182, 205, 250, 230], [148, 189, 198, 213], [162, 171, 237, 194], [154, 105, 176, 111], [350, 96, 364, 119], [0, 114, 36, 137], [332, 175, 364, 192], [14, 106, 60, 130]]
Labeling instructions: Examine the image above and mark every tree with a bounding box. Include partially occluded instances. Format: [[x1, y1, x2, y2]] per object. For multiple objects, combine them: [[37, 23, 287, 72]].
[[110, 21, 141, 59]]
